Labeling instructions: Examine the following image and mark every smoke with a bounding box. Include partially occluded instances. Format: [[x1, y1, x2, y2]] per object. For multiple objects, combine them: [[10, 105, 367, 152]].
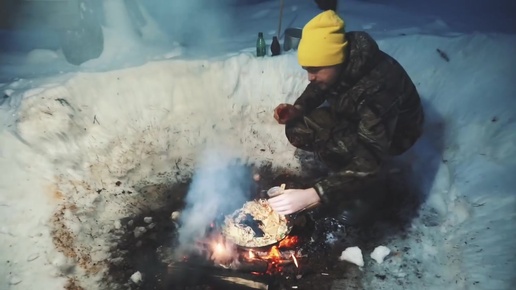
[[140, 0, 239, 55], [175, 144, 255, 256]]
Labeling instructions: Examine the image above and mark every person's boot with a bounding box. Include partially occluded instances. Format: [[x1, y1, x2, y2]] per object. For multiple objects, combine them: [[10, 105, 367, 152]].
[[337, 188, 388, 226]]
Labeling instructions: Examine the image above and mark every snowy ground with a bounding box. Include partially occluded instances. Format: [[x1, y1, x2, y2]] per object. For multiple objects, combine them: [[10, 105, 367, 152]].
[[0, 0, 515, 289]]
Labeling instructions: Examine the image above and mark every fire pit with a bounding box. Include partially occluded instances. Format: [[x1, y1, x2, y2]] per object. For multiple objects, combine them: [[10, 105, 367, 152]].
[[104, 165, 416, 290]]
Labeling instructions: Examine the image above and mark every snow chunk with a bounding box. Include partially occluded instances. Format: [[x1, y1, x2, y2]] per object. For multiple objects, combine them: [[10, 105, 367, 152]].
[[370, 246, 391, 264], [9, 275, 22, 285], [51, 255, 75, 274], [0, 226, 14, 236], [171, 211, 181, 221], [339, 246, 364, 267], [27, 253, 40, 262], [114, 220, 122, 229], [130, 271, 143, 284], [144, 217, 153, 223]]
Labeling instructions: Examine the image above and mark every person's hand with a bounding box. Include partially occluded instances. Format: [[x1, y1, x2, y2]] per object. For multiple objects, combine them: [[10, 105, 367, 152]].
[[268, 188, 321, 215], [273, 103, 302, 124]]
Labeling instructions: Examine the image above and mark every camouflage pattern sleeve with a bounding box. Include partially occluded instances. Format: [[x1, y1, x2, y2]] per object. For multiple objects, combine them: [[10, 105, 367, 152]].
[[312, 103, 398, 203]]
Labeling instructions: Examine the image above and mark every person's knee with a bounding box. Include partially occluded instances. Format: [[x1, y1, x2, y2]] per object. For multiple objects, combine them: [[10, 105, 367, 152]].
[[285, 121, 315, 150], [285, 107, 336, 151]]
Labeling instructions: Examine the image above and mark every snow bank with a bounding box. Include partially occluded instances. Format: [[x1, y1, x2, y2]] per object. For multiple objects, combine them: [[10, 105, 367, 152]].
[[0, 52, 308, 288]]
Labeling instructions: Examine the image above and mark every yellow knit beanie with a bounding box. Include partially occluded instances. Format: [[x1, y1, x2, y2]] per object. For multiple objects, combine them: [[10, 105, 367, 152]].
[[297, 10, 348, 67]]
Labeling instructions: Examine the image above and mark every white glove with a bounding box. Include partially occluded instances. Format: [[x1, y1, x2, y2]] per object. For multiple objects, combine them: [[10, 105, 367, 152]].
[[268, 188, 321, 215]]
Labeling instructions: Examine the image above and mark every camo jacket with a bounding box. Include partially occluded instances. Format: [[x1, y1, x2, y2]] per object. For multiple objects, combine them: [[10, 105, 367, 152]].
[[291, 31, 424, 203]]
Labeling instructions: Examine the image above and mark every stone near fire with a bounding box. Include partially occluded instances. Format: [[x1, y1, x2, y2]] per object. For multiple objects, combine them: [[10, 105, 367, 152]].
[[144, 217, 153, 223], [370, 245, 391, 264], [339, 246, 364, 267]]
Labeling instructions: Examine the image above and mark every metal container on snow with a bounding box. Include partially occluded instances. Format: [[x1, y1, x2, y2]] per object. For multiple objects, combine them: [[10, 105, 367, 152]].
[[283, 27, 302, 51]]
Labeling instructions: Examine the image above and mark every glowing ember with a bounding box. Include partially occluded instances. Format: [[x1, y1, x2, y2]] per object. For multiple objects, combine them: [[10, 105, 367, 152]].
[[266, 246, 282, 260], [278, 236, 299, 248]]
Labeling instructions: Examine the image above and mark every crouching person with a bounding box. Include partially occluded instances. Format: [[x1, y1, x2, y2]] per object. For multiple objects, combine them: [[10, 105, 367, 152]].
[[268, 5, 424, 226]]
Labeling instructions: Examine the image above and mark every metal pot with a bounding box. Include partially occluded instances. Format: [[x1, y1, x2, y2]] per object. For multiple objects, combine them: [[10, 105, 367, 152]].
[[283, 27, 302, 51]]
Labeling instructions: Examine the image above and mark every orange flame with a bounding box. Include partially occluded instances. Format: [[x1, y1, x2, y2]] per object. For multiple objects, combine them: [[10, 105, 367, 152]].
[[248, 250, 255, 259], [265, 246, 282, 260], [278, 236, 299, 248]]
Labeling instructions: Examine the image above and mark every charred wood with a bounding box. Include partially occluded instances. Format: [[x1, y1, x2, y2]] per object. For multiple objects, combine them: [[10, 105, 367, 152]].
[[167, 261, 271, 289]]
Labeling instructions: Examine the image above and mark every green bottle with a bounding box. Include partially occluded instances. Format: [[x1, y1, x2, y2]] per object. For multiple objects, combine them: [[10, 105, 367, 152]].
[[256, 32, 266, 57]]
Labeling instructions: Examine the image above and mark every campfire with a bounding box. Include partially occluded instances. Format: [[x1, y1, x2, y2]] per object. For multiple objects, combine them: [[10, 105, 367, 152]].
[[166, 219, 311, 290], [207, 233, 302, 275], [178, 222, 304, 277], [106, 169, 412, 289]]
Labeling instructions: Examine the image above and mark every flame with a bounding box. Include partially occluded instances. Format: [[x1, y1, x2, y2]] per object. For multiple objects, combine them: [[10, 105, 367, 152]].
[[209, 237, 237, 264], [214, 243, 224, 254], [291, 253, 298, 268], [278, 236, 299, 248], [265, 246, 282, 261], [202, 232, 301, 275]]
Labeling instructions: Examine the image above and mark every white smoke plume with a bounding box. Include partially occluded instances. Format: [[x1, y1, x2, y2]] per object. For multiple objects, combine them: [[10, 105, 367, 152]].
[[175, 144, 254, 257]]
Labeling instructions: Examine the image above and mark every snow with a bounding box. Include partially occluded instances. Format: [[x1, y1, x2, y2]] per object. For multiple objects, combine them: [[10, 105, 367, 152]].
[[370, 246, 391, 264], [339, 246, 364, 267], [130, 271, 142, 284], [0, 0, 515, 289], [170, 211, 181, 221]]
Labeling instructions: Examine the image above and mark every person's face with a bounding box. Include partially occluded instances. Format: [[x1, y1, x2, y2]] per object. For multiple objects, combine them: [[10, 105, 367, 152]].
[[303, 64, 342, 91]]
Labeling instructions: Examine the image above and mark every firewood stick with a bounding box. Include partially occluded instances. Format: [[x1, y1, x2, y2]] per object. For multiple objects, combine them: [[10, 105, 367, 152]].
[[211, 275, 269, 290], [168, 261, 270, 289]]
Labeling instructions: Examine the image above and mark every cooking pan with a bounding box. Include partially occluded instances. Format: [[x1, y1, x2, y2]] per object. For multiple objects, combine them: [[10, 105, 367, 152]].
[[221, 186, 293, 248]]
